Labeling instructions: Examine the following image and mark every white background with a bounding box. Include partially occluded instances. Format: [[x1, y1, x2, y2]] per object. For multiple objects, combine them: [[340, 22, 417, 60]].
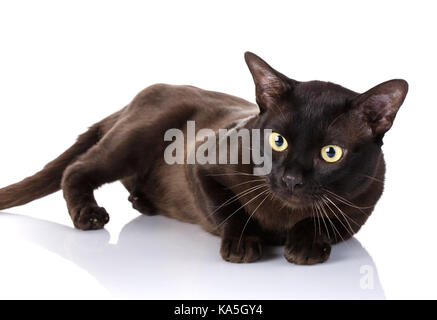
[[0, 0, 436, 299]]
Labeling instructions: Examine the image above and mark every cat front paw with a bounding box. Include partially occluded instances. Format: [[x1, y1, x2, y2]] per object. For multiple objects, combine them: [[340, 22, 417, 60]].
[[284, 240, 331, 265], [71, 204, 110, 230], [220, 236, 263, 263]]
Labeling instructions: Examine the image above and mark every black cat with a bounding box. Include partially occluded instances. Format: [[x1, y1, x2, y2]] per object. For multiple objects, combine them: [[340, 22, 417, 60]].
[[0, 52, 408, 264]]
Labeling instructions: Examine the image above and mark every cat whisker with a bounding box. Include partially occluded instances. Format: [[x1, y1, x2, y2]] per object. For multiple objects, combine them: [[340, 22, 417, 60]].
[[322, 190, 371, 219], [323, 194, 359, 229], [205, 169, 261, 178], [311, 203, 317, 240], [320, 196, 352, 239], [237, 191, 270, 250], [313, 201, 321, 236], [315, 202, 322, 236], [314, 200, 331, 241], [227, 179, 266, 189], [206, 183, 267, 219], [317, 199, 340, 242], [357, 174, 385, 184], [206, 172, 257, 177], [322, 188, 374, 212], [214, 186, 269, 231], [312, 202, 323, 240]]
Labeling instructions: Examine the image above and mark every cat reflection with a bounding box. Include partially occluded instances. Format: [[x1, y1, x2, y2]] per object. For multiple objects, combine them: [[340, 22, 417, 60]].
[[0, 213, 384, 299]]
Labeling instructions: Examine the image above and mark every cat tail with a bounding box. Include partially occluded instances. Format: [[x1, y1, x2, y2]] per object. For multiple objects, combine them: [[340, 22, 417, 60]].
[[0, 110, 121, 210]]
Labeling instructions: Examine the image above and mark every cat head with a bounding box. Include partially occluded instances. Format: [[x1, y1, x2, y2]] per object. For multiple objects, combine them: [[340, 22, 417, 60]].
[[245, 52, 408, 207]]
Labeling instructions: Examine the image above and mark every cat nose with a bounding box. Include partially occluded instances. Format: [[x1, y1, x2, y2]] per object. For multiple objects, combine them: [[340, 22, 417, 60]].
[[282, 173, 303, 192]]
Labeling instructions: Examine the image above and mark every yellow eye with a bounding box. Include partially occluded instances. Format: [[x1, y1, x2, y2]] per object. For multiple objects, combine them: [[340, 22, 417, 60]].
[[269, 132, 288, 152], [321, 145, 343, 163]]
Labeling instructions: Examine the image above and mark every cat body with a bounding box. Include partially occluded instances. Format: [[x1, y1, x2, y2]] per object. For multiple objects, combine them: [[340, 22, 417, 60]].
[[0, 52, 408, 264]]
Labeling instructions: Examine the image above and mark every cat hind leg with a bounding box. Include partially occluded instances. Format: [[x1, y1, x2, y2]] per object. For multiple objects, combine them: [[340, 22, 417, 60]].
[[61, 121, 155, 230]]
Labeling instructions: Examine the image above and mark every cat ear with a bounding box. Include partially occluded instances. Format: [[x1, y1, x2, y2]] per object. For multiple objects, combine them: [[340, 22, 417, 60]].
[[351, 79, 408, 137], [244, 52, 293, 112]]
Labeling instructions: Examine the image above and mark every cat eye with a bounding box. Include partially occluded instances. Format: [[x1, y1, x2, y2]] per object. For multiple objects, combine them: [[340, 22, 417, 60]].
[[269, 132, 288, 152], [321, 145, 343, 163]]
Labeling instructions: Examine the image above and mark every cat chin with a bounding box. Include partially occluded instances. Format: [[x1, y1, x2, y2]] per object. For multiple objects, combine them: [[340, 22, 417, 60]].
[[271, 191, 313, 210], [284, 199, 312, 210]]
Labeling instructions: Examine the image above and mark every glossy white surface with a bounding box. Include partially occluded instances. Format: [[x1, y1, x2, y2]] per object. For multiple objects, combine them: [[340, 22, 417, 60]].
[[0, 212, 384, 299]]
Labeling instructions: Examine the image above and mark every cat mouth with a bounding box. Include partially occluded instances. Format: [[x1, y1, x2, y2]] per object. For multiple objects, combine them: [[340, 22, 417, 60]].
[[267, 178, 317, 209]]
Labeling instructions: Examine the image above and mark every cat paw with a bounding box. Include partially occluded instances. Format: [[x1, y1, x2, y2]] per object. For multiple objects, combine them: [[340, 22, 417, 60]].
[[220, 236, 263, 263], [284, 240, 331, 265], [72, 204, 110, 230], [128, 194, 157, 216]]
